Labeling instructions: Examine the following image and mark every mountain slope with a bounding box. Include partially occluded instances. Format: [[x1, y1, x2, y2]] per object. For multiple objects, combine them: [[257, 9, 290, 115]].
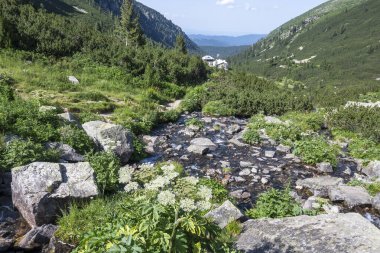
[[93, 0, 199, 51], [230, 0, 380, 92], [189, 34, 266, 47]]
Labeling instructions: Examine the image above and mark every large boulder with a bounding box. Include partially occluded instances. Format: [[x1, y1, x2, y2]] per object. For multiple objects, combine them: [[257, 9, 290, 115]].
[[362, 161, 380, 178], [45, 142, 84, 163], [82, 121, 134, 164], [187, 138, 217, 155], [12, 162, 98, 227], [236, 213, 380, 253], [205, 200, 243, 229], [16, 224, 57, 250], [328, 185, 372, 208], [296, 176, 343, 197]]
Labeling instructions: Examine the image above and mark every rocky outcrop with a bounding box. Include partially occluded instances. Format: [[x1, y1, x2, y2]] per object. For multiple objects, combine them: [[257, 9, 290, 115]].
[[58, 112, 80, 127], [45, 142, 84, 162], [82, 121, 134, 164], [12, 162, 98, 227], [16, 224, 57, 250], [328, 185, 372, 208], [187, 138, 217, 155], [205, 201, 243, 229], [362, 161, 380, 178], [236, 213, 380, 253], [315, 162, 333, 173], [296, 176, 343, 197]]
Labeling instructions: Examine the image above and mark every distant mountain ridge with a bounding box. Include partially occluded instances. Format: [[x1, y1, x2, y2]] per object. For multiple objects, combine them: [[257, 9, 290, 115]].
[[93, 0, 199, 51], [189, 34, 266, 47]]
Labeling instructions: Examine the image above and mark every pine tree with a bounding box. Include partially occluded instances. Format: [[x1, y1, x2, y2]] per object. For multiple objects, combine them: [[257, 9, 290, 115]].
[[175, 34, 187, 54], [120, 0, 145, 47]]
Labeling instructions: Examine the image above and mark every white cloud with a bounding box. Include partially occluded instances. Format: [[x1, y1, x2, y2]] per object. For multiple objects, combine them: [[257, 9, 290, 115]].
[[216, 0, 235, 6]]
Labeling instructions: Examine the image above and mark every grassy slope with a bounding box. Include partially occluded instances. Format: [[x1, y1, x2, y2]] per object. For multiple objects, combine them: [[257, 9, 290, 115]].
[[230, 0, 380, 88]]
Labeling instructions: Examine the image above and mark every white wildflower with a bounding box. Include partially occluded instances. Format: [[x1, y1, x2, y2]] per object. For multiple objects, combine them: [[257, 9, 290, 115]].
[[198, 186, 213, 201], [140, 163, 154, 170], [183, 176, 199, 185], [124, 182, 139, 193], [161, 164, 176, 174], [180, 198, 196, 212], [157, 190, 176, 206], [197, 200, 212, 211], [145, 176, 170, 191], [119, 166, 135, 184]]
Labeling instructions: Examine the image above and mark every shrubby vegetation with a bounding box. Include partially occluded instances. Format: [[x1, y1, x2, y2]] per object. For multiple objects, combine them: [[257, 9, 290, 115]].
[[246, 187, 319, 219], [57, 163, 235, 252]]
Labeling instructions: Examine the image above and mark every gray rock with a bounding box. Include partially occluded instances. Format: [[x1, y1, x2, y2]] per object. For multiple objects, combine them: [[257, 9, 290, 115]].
[[45, 236, 75, 253], [236, 213, 380, 253], [373, 193, 380, 211], [362, 161, 380, 178], [17, 224, 57, 250], [316, 162, 333, 173], [302, 196, 317, 210], [68, 76, 79, 84], [296, 176, 343, 197], [45, 142, 84, 162], [82, 121, 134, 164], [230, 190, 251, 199], [220, 161, 231, 168], [276, 144, 291, 153], [12, 162, 98, 227], [234, 176, 246, 183], [0, 238, 13, 252], [226, 124, 241, 135], [205, 200, 243, 229], [187, 138, 217, 155], [58, 112, 80, 126], [142, 135, 158, 154], [265, 151, 276, 158], [261, 178, 269, 185], [328, 185, 372, 208], [240, 161, 253, 168], [239, 169, 251, 176]]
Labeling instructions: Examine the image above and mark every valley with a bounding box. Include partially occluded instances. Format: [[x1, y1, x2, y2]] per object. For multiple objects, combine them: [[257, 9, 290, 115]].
[[1, 0, 380, 252]]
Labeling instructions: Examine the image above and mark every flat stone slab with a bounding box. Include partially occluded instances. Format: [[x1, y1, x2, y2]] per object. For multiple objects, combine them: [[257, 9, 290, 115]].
[[328, 185, 372, 208], [236, 213, 380, 253], [296, 176, 343, 197]]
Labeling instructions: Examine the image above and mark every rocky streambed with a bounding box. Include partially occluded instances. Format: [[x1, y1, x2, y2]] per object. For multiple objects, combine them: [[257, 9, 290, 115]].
[[142, 112, 380, 221]]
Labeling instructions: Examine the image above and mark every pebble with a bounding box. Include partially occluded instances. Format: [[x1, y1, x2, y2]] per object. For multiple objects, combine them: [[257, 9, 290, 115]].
[[261, 178, 269, 185], [265, 151, 276, 158], [239, 169, 252, 176], [240, 161, 253, 167]]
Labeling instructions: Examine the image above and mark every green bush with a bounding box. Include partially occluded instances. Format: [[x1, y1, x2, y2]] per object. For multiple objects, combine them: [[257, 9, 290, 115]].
[[294, 137, 340, 166], [185, 118, 204, 128], [242, 129, 261, 145], [199, 178, 230, 204], [266, 124, 302, 145], [87, 152, 121, 195], [202, 101, 234, 116], [280, 111, 325, 132], [59, 125, 94, 154], [0, 139, 59, 171], [246, 188, 304, 219], [56, 163, 234, 253], [181, 86, 208, 112], [348, 138, 380, 162], [70, 92, 110, 102]]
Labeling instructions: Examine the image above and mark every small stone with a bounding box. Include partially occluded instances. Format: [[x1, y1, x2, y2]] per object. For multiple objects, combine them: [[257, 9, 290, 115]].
[[251, 168, 258, 174], [343, 167, 352, 175], [180, 155, 189, 160], [316, 162, 333, 173], [206, 169, 216, 176], [221, 161, 231, 168], [234, 177, 246, 183], [240, 161, 253, 167], [303, 196, 317, 210], [239, 169, 251, 176], [261, 178, 269, 185], [276, 144, 291, 153], [262, 169, 270, 174], [241, 192, 251, 199], [265, 151, 276, 158]]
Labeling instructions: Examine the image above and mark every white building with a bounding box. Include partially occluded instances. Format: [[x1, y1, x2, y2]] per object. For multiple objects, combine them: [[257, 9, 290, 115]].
[[202, 55, 228, 70]]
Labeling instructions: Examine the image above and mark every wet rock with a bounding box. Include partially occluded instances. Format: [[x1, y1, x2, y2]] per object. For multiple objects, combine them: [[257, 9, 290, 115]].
[[276, 144, 291, 153], [12, 162, 98, 227], [234, 177, 246, 183], [362, 161, 380, 178], [230, 190, 251, 199], [179, 128, 196, 137], [239, 169, 251, 176], [261, 178, 269, 185], [205, 200, 243, 229], [187, 138, 217, 155], [0, 172, 12, 196], [316, 162, 333, 173], [236, 213, 380, 253], [180, 155, 189, 160], [220, 161, 231, 168], [0, 238, 13, 252], [82, 121, 134, 164], [229, 129, 249, 147], [45, 236, 75, 253], [328, 185, 372, 208], [45, 142, 84, 162], [240, 161, 253, 168], [58, 112, 80, 126], [373, 194, 380, 212], [265, 151, 276, 158], [16, 224, 57, 250], [226, 124, 241, 135], [296, 176, 343, 197], [322, 204, 340, 214], [142, 135, 157, 154]]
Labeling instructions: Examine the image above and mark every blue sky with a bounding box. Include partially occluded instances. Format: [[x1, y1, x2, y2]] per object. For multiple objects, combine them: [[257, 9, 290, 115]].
[[138, 0, 328, 35]]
